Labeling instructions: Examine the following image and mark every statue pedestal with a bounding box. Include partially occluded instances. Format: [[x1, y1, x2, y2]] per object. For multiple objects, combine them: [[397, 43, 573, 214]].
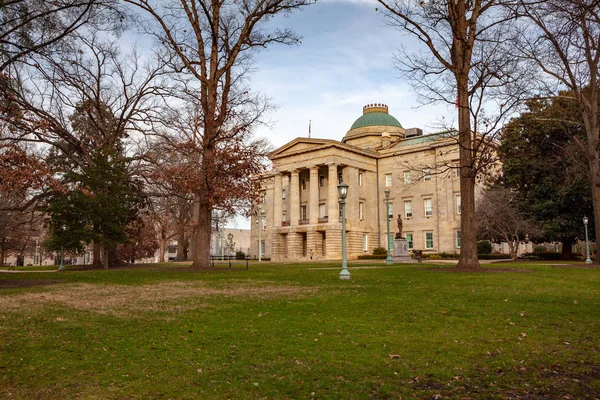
[[393, 238, 412, 263]]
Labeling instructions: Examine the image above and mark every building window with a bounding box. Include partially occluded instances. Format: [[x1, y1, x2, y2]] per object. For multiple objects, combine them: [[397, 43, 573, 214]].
[[282, 210, 287, 222], [301, 178, 306, 190], [424, 198, 433, 217], [405, 233, 413, 249], [363, 234, 369, 251], [425, 232, 434, 249], [404, 200, 412, 218], [260, 240, 266, 255], [424, 168, 431, 181], [403, 171, 411, 184], [359, 172, 363, 186], [300, 205, 307, 220], [359, 202, 364, 220], [456, 230, 461, 248], [319, 203, 326, 218], [456, 194, 461, 215], [388, 202, 394, 219], [319, 175, 324, 187], [338, 172, 343, 184], [262, 216, 266, 230], [261, 191, 266, 203], [385, 173, 392, 187], [282, 189, 286, 200], [455, 163, 461, 178]]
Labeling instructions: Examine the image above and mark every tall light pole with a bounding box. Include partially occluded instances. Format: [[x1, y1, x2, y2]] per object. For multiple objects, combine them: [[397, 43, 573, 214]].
[[257, 205, 265, 261], [384, 189, 393, 264], [338, 182, 350, 280], [58, 225, 66, 271], [583, 216, 592, 264]]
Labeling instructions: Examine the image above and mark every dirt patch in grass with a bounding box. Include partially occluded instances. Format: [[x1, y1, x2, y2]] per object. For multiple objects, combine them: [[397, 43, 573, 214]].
[[0, 279, 61, 289], [0, 281, 316, 317]]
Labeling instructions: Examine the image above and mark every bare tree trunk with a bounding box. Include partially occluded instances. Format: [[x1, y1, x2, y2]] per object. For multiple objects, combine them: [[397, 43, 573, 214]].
[[561, 238, 574, 259], [103, 247, 109, 269], [0, 247, 4, 267], [456, 75, 480, 269], [92, 241, 102, 267], [159, 239, 166, 263], [191, 192, 212, 269], [591, 173, 600, 264], [176, 230, 185, 261]]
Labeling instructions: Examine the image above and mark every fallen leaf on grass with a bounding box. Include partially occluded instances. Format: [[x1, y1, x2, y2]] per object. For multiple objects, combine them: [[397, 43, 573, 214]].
[[258, 312, 270, 317], [388, 354, 401, 359], [56, 317, 66, 321]]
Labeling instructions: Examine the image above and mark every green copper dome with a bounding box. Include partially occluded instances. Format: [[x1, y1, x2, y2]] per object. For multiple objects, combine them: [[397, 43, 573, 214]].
[[349, 104, 403, 131], [350, 112, 403, 130]]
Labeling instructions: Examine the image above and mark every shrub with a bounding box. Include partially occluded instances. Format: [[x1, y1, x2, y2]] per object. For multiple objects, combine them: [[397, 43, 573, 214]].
[[373, 247, 387, 256], [418, 252, 459, 260], [478, 253, 512, 260], [235, 251, 246, 260], [533, 245, 547, 253], [477, 241, 492, 255], [521, 251, 577, 261], [358, 255, 387, 260]]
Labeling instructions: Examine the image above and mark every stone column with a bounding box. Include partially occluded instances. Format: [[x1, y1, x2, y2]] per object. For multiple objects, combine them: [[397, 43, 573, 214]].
[[309, 166, 319, 224], [327, 163, 338, 222], [290, 170, 300, 226], [273, 173, 283, 228]]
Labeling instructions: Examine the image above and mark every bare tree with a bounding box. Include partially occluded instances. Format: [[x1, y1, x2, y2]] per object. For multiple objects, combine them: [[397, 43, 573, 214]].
[[514, 0, 600, 263], [376, 0, 530, 268], [0, 30, 169, 267], [125, 0, 314, 268], [0, 0, 124, 71], [476, 186, 541, 260]]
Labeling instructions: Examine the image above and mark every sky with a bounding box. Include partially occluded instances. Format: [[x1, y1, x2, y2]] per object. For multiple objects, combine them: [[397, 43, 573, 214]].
[[226, 0, 456, 229]]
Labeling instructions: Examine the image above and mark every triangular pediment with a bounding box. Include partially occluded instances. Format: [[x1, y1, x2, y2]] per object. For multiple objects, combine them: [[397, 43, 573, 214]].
[[268, 138, 338, 159]]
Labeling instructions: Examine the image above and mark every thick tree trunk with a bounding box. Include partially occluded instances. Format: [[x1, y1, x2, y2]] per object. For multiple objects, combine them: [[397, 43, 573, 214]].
[[92, 241, 102, 267], [103, 247, 109, 269], [0, 247, 4, 267], [561, 237, 575, 259], [159, 239, 166, 263], [591, 178, 600, 264], [191, 192, 213, 268], [176, 230, 185, 261], [455, 76, 480, 269]]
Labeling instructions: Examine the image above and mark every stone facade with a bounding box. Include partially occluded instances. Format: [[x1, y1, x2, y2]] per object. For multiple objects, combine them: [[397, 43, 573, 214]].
[[250, 103, 474, 261]]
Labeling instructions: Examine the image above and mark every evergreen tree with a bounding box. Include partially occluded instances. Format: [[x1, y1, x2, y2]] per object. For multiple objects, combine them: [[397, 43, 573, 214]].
[[499, 95, 594, 256], [45, 100, 146, 267]]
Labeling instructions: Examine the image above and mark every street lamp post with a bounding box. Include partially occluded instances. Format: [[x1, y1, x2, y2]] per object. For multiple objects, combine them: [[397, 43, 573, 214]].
[[58, 225, 66, 271], [384, 189, 393, 264], [338, 182, 350, 280], [583, 216, 592, 264], [257, 205, 265, 262]]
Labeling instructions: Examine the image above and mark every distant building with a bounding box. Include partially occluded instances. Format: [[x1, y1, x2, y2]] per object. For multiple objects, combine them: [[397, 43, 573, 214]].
[[250, 103, 479, 261]]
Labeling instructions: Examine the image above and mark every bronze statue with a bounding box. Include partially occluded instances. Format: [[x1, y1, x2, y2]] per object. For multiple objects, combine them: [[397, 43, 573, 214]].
[[395, 214, 403, 239]]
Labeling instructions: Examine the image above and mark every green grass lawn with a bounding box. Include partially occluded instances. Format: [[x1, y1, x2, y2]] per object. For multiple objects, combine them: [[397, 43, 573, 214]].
[[0, 261, 598, 399]]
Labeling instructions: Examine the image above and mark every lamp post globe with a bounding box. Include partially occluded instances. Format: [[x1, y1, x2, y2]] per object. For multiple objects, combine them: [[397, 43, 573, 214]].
[[338, 182, 350, 280], [583, 216, 592, 264]]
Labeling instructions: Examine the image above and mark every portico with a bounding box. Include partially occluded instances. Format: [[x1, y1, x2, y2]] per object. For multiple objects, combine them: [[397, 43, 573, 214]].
[[251, 103, 467, 261]]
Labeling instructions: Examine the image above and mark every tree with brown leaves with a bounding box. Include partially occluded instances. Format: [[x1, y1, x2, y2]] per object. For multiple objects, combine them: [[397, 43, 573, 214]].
[[126, 0, 314, 268]]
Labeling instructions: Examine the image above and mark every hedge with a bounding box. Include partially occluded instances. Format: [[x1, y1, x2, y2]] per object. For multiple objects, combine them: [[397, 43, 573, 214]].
[[520, 252, 579, 261], [357, 255, 388, 260]]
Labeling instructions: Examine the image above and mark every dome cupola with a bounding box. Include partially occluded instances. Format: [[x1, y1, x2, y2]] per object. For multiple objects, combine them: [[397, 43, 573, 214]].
[[342, 103, 405, 149]]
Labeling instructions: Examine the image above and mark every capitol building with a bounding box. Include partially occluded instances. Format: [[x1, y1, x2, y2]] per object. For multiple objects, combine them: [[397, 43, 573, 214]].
[[251, 104, 469, 261]]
